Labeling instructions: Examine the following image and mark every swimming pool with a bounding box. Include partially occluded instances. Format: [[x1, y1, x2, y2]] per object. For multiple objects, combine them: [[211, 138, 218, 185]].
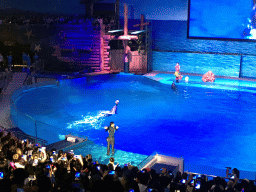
[[11, 73, 256, 173]]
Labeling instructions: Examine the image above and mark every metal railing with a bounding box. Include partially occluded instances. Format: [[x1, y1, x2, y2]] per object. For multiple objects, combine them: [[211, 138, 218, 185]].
[[7, 128, 48, 146], [10, 79, 70, 145]]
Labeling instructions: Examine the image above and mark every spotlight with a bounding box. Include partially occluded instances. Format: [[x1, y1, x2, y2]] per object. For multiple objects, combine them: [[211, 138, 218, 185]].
[[130, 30, 145, 35], [108, 29, 123, 33]]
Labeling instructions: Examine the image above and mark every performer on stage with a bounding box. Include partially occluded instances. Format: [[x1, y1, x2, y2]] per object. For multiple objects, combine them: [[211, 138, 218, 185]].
[[175, 63, 180, 72], [124, 44, 131, 73], [7, 52, 13, 71], [174, 71, 182, 83], [174, 63, 182, 83], [104, 122, 119, 155]]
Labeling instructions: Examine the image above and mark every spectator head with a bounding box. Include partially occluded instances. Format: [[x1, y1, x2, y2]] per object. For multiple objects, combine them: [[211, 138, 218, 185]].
[[137, 170, 149, 185], [127, 164, 133, 171], [51, 148, 56, 153], [161, 168, 167, 174], [143, 168, 151, 173], [149, 169, 158, 181], [232, 168, 240, 178], [58, 150, 63, 157], [32, 153, 39, 160], [241, 179, 250, 190], [227, 179, 234, 188], [108, 163, 114, 171], [16, 148, 22, 155], [85, 154, 92, 160], [0, 151, 5, 160], [182, 172, 188, 179], [174, 171, 182, 183], [115, 166, 122, 178], [109, 157, 114, 163], [12, 153, 21, 163]]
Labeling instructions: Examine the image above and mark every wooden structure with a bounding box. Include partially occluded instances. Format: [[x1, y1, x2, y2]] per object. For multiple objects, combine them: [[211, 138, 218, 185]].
[[133, 14, 150, 30]]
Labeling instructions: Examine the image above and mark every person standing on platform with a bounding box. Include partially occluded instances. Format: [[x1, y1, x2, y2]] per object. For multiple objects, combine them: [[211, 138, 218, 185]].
[[104, 122, 119, 155], [175, 63, 180, 72], [7, 52, 13, 71], [34, 53, 39, 71], [27, 54, 31, 71], [174, 62, 182, 83], [124, 44, 131, 73], [22, 52, 27, 70]]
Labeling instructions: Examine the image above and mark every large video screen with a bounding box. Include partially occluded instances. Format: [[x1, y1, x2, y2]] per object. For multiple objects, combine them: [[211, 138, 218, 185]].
[[188, 0, 256, 40]]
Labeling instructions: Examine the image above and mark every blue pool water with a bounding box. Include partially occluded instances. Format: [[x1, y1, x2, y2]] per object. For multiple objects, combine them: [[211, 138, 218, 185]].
[[13, 73, 256, 172]]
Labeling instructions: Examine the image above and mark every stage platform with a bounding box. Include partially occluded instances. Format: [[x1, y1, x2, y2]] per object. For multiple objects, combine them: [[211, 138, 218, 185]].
[[144, 71, 256, 93]]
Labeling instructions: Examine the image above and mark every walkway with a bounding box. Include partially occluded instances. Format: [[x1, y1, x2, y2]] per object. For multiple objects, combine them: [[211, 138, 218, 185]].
[[0, 72, 28, 128]]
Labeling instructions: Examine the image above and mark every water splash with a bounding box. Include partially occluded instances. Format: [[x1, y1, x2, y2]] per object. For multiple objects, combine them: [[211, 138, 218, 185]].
[[66, 110, 110, 130], [58, 134, 66, 140]]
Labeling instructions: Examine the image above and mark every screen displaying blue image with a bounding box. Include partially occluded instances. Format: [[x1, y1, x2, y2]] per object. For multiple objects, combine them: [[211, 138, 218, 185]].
[[188, 0, 256, 40]]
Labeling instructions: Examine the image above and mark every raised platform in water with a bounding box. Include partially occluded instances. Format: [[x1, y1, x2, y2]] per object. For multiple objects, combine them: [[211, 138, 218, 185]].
[[144, 71, 256, 93], [46, 134, 88, 151]]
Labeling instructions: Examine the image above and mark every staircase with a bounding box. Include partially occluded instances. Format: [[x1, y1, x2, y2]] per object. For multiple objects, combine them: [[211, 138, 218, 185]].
[[52, 20, 111, 72], [103, 36, 111, 71]]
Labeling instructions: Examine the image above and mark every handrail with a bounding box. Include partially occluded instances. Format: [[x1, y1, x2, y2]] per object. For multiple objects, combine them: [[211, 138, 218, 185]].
[[137, 151, 158, 170], [23, 72, 30, 86], [10, 79, 60, 145], [7, 128, 48, 146], [0, 125, 48, 146]]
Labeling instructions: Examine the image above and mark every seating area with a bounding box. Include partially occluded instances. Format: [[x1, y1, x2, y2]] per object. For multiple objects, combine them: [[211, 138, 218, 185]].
[[0, 125, 254, 192]]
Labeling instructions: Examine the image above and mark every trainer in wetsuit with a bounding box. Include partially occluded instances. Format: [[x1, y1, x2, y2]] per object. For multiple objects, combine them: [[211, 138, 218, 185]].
[[104, 122, 119, 155]]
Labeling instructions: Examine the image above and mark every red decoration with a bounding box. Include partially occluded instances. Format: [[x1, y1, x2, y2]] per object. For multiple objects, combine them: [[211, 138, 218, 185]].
[[202, 71, 215, 82]]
